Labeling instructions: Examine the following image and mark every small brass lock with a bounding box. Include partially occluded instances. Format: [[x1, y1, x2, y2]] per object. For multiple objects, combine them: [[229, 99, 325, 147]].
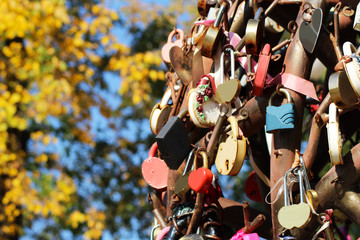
[[150, 85, 180, 135], [215, 116, 246, 176]]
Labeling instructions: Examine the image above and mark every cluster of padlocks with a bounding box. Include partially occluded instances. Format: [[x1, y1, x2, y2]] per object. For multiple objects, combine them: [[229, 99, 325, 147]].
[[142, 0, 360, 239]]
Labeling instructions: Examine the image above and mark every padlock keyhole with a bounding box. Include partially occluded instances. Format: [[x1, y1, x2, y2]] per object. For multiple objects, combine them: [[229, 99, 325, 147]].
[[225, 159, 229, 170]]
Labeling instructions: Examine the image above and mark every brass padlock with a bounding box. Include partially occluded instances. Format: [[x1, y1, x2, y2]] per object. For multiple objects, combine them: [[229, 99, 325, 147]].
[[150, 85, 180, 135], [215, 116, 246, 176], [277, 167, 312, 229], [214, 45, 241, 104], [201, 1, 229, 58]]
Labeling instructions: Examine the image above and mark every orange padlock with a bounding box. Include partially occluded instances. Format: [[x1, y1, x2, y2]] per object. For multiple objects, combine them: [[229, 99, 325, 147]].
[[141, 142, 169, 191]]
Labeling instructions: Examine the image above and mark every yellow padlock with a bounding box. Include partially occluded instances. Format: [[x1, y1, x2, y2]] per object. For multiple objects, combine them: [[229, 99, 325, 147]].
[[215, 116, 246, 176]]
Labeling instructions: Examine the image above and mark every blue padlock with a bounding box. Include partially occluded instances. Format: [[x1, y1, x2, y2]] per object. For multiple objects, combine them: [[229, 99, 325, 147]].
[[266, 88, 295, 133]]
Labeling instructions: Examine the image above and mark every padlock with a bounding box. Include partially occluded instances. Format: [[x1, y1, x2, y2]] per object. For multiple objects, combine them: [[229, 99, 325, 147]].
[[166, 203, 195, 239], [179, 234, 204, 240], [245, 7, 264, 55], [188, 150, 213, 194], [328, 70, 358, 109], [353, 2, 360, 31], [141, 142, 169, 191], [150, 85, 181, 135], [342, 42, 360, 100], [197, 0, 216, 17], [215, 116, 246, 176], [277, 167, 312, 229], [188, 74, 220, 128], [265, 88, 295, 133], [161, 28, 184, 64], [299, 155, 319, 210], [214, 45, 241, 104], [253, 44, 271, 96], [327, 103, 344, 165], [174, 149, 195, 201], [245, 0, 279, 55], [201, 1, 229, 58], [156, 108, 192, 170], [299, 7, 323, 53], [245, 171, 262, 202]]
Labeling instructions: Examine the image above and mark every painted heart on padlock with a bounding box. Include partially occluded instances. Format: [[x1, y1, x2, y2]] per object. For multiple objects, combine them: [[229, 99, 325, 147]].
[[188, 88, 220, 128], [188, 167, 213, 193], [299, 8, 323, 53], [277, 202, 312, 229]]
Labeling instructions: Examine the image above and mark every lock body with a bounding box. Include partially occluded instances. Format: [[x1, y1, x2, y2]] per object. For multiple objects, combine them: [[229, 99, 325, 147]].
[[266, 88, 295, 133], [156, 114, 191, 170]]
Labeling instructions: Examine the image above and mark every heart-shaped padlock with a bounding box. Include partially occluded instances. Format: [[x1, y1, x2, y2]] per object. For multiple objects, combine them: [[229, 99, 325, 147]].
[[150, 85, 180, 135], [161, 29, 184, 64], [141, 142, 169, 191], [214, 45, 241, 104], [215, 116, 246, 176], [299, 7, 323, 53], [188, 150, 213, 194], [277, 168, 312, 229]]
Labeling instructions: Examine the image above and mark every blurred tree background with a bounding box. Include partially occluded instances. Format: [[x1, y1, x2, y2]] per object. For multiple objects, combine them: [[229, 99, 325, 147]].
[[0, 0, 196, 239]]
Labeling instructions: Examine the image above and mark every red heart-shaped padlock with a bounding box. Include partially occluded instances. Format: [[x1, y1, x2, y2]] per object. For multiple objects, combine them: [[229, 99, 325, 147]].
[[141, 142, 168, 191], [188, 167, 213, 194]]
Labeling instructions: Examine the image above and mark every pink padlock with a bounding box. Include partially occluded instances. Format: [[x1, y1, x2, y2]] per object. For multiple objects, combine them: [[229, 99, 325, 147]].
[[161, 29, 184, 64], [230, 228, 260, 240], [141, 142, 169, 191]]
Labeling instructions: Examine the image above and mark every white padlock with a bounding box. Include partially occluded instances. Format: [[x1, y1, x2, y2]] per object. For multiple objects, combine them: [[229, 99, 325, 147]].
[[343, 42, 360, 99], [326, 103, 343, 165]]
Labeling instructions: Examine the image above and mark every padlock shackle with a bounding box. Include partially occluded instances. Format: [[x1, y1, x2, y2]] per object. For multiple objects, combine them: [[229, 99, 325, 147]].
[[220, 47, 235, 84], [167, 29, 184, 44], [227, 116, 239, 138], [183, 148, 195, 176], [296, 168, 305, 203], [283, 168, 293, 207], [177, 107, 188, 119], [193, 150, 209, 170], [148, 142, 158, 158], [269, 88, 292, 106], [214, 1, 228, 27], [159, 85, 181, 108]]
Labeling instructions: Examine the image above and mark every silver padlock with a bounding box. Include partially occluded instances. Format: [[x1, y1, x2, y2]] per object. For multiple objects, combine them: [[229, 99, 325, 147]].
[[277, 167, 312, 229]]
